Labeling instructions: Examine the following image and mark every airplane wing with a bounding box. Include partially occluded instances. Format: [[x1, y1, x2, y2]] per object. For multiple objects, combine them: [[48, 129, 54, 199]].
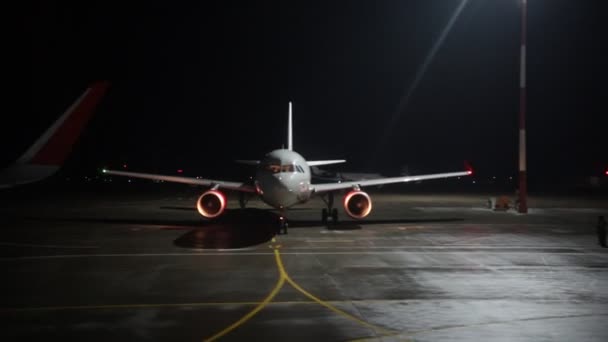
[[102, 169, 257, 192], [307, 160, 346, 166], [311, 170, 471, 193]]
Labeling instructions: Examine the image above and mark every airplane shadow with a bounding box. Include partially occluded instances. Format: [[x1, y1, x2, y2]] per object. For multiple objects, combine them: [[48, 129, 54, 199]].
[[173, 213, 465, 247], [287, 217, 464, 231], [21, 215, 204, 229], [159, 205, 311, 212], [19, 209, 464, 249], [174, 209, 280, 249], [19, 209, 282, 250], [158, 206, 464, 229]]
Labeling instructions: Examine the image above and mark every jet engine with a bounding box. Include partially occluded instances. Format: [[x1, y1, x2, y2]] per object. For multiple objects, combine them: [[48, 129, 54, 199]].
[[196, 189, 227, 218], [343, 190, 372, 219]]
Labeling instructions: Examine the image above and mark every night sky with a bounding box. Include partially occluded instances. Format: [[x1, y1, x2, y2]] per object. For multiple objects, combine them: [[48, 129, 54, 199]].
[[9, 0, 607, 187]]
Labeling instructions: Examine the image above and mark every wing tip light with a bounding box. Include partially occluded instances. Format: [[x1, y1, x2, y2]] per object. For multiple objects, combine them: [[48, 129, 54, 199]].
[[464, 161, 474, 175]]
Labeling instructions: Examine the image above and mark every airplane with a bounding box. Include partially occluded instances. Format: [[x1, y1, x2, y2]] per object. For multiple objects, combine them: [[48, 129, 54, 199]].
[[103, 102, 472, 232], [0, 81, 109, 189]]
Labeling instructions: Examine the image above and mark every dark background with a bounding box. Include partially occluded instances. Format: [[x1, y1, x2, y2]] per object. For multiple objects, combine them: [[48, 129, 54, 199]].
[[7, 0, 607, 191]]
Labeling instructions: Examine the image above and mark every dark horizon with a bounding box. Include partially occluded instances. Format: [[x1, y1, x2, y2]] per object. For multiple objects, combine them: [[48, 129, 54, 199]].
[[7, 0, 607, 189]]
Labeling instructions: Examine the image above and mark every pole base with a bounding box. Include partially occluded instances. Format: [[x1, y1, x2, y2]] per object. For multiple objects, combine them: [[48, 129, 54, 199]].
[[518, 171, 528, 213]]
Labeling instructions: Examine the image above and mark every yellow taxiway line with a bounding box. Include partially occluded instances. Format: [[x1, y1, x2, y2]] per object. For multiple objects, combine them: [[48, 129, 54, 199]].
[[1, 238, 400, 341], [202, 240, 396, 341]]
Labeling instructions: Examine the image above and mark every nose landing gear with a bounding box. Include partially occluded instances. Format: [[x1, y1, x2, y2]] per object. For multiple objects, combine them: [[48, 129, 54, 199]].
[[277, 214, 288, 235]]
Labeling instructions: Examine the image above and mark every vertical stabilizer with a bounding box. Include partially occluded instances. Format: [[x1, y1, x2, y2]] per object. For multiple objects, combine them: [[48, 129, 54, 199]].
[[0, 81, 109, 189], [17, 81, 109, 165], [287, 101, 293, 151]]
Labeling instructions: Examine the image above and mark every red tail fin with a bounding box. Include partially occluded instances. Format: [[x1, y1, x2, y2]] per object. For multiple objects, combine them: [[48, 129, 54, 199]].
[[18, 81, 109, 165]]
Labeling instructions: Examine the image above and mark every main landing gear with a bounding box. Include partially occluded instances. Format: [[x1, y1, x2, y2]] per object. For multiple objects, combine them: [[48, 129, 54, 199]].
[[239, 192, 250, 209], [321, 192, 338, 225]]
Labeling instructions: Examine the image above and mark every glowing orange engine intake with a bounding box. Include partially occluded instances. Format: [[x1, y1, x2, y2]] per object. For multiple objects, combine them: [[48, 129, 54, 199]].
[[196, 189, 227, 218], [343, 190, 372, 219]]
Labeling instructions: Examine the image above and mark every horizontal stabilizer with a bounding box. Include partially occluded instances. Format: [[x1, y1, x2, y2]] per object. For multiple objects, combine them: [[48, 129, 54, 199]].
[[307, 160, 346, 167], [235, 160, 260, 165]]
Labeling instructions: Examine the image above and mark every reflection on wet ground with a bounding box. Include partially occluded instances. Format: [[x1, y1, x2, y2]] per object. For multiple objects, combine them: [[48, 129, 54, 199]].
[[174, 209, 280, 249], [2, 193, 607, 341]]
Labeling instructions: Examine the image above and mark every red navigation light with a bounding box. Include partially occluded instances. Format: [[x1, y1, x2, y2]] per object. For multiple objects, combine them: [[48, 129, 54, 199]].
[[122, 164, 127, 168], [605, 170, 608, 176], [177, 169, 183, 174], [464, 161, 474, 175]]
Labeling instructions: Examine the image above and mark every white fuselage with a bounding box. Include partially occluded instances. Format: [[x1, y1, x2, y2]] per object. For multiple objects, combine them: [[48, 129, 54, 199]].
[[255, 149, 312, 209]]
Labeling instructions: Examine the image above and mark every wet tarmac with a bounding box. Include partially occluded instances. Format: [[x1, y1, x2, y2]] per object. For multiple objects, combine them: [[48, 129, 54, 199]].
[[1, 189, 607, 341]]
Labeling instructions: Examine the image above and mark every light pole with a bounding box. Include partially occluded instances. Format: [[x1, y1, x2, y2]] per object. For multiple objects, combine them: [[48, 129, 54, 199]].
[[518, 0, 528, 213]]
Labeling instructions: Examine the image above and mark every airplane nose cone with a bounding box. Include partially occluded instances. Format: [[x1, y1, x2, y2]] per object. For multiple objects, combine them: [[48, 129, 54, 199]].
[[259, 175, 297, 208]]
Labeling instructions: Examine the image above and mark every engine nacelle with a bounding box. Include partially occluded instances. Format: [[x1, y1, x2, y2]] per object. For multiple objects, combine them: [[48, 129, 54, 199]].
[[343, 190, 372, 219], [196, 189, 227, 218]]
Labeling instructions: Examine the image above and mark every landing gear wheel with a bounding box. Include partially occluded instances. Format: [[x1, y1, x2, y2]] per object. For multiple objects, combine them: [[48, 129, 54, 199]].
[[278, 217, 288, 235], [239, 192, 247, 209], [321, 209, 328, 224], [331, 208, 338, 224]]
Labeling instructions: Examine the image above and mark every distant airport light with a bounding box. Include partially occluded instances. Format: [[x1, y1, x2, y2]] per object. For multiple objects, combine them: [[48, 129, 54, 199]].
[[102, 169, 107, 173], [177, 169, 183, 174], [123, 164, 128, 168]]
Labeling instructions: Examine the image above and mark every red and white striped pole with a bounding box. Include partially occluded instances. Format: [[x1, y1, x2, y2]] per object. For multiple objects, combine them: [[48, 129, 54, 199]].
[[518, 0, 528, 213]]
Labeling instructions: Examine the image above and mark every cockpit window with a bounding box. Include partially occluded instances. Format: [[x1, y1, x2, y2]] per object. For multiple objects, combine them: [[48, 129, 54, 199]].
[[263, 160, 304, 174], [265, 164, 281, 173], [281, 164, 295, 173]]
